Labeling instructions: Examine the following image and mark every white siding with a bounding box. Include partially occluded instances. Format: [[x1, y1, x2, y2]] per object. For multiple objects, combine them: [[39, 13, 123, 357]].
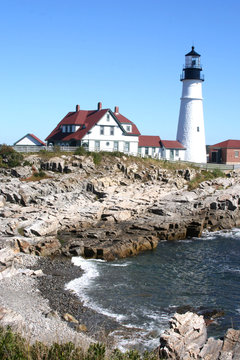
[[82, 111, 139, 155], [138, 147, 161, 159], [161, 147, 186, 161], [15, 135, 43, 146]]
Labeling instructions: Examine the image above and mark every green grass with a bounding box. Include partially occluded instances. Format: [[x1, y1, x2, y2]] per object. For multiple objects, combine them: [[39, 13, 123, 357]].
[[188, 169, 226, 190], [0, 327, 161, 360]]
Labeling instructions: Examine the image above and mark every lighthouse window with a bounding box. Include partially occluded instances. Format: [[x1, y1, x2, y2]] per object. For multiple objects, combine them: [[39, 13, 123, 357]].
[[197, 127, 200, 132]]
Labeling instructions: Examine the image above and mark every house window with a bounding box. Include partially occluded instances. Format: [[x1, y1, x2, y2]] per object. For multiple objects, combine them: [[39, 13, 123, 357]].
[[235, 151, 239, 158], [106, 142, 110, 146], [197, 127, 200, 132], [107, 113, 110, 121], [145, 147, 149, 155], [114, 141, 118, 151], [126, 125, 131, 132], [100, 126, 104, 135], [62, 125, 66, 133], [176, 150, 179, 157], [124, 142, 130, 152], [152, 147, 156, 153], [110, 127, 114, 136]]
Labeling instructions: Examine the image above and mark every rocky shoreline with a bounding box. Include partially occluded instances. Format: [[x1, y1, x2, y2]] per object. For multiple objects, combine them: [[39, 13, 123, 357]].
[[1, 153, 240, 356]]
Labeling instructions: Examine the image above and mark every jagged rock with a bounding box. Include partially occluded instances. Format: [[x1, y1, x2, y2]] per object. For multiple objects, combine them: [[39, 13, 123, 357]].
[[199, 337, 223, 359], [11, 166, 32, 179], [159, 312, 207, 359], [24, 217, 60, 237], [0, 195, 6, 207], [220, 328, 240, 359]]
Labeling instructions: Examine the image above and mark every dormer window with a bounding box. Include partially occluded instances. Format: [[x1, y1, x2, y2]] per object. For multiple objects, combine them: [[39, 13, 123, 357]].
[[126, 125, 132, 132]]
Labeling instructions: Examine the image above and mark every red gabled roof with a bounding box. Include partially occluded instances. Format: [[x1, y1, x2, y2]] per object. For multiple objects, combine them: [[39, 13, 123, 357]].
[[161, 140, 185, 149], [210, 139, 240, 149], [138, 135, 161, 147], [114, 112, 141, 136], [29, 134, 46, 146], [45, 109, 108, 142], [46, 106, 141, 142]]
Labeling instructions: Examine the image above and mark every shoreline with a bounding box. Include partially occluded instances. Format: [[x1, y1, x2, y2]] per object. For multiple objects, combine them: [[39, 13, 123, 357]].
[[31, 255, 126, 347]]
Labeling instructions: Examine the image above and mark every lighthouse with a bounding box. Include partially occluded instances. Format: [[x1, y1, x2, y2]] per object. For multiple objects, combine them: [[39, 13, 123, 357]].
[[176, 47, 206, 163]]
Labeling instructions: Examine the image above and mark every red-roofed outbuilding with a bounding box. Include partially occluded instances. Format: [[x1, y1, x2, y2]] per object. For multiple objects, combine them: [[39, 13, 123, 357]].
[[209, 139, 240, 164]]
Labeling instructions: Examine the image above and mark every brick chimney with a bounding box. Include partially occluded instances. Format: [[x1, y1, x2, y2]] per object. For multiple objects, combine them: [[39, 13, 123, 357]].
[[76, 104, 80, 112], [98, 102, 102, 110], [114, 106, 119, 114]]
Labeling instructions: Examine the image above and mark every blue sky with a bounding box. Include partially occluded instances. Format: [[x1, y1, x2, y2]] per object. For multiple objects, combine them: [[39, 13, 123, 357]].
[[1, 0, 240, 145]]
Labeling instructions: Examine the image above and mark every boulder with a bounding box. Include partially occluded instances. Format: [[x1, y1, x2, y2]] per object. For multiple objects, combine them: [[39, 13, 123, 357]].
[[11, 166, 32, 179], [159, 312, 207, 359], [0, 195, 6, 207], [220, 328, 240, 359], [63, 313, 79, 324], [199, 337, 223, 360]]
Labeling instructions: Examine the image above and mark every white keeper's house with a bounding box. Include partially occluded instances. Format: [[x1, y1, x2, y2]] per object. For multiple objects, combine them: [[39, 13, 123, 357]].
[[45, 102, 140, 156]]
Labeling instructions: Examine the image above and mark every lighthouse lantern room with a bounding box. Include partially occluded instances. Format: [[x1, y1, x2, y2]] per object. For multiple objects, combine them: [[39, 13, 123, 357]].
[[177, 46, 206, 163]]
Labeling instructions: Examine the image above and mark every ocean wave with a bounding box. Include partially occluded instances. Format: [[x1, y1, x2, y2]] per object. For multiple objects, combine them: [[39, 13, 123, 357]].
[[65, 256, 127, 322]]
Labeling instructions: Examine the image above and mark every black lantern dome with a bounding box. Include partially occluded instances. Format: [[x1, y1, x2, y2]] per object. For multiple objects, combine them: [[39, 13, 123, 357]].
[[181, 46, 204, 81]]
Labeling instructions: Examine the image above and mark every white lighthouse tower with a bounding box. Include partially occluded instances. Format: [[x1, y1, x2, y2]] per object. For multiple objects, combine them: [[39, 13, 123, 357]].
[[176, 47, 206, 163]]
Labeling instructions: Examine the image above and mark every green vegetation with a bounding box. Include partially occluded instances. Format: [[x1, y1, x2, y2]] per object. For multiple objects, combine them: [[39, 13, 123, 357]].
[[0, 145, 23, 168], [17, 227, 25, 236], [0, 327, 160, 360], [188, 169, 226, 190], [21, 170, 50, 182], [74, 146, 87, 156]]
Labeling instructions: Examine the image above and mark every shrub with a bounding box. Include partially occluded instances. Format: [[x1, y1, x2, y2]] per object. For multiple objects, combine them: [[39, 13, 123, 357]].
[[0, 145, 23, 168], [33, 170, 46, 179], [74, 146, 87, 156], [91, 152, 102, 165]]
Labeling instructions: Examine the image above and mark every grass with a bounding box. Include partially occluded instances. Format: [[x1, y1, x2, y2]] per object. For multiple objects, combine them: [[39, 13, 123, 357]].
[[22, 170, 52, 182], [188, 169, 226, 190], [0, 327, 161, 360]]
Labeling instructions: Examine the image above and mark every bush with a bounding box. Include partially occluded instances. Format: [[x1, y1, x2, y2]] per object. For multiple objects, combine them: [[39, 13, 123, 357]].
[[74, 146, 87, 156], [0, 145, 23, 168], [91, 152, 102, 165], [33, 170, 46, 179], [0, 326, 162, 360]]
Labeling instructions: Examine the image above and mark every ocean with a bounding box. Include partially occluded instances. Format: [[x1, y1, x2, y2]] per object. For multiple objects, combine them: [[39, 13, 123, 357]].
[[66, 229, 240, 351]]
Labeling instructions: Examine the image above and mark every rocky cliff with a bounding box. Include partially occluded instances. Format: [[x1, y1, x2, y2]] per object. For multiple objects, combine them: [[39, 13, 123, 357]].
[[1, 153, 240, 261]]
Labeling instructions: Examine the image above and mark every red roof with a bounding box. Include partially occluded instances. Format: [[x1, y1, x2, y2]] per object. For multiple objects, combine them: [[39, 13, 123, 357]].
[[114, 112, 141, 136], [29, 134, 46, 146], [46, 107, 140, 142], [138, 135, 161, 147], [210, 139, 240, 149], [161, 140, 185, 149]]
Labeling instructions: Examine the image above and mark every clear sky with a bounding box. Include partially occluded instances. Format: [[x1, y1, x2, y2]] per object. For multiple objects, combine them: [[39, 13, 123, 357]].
[[1, 0, 240, 146]]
